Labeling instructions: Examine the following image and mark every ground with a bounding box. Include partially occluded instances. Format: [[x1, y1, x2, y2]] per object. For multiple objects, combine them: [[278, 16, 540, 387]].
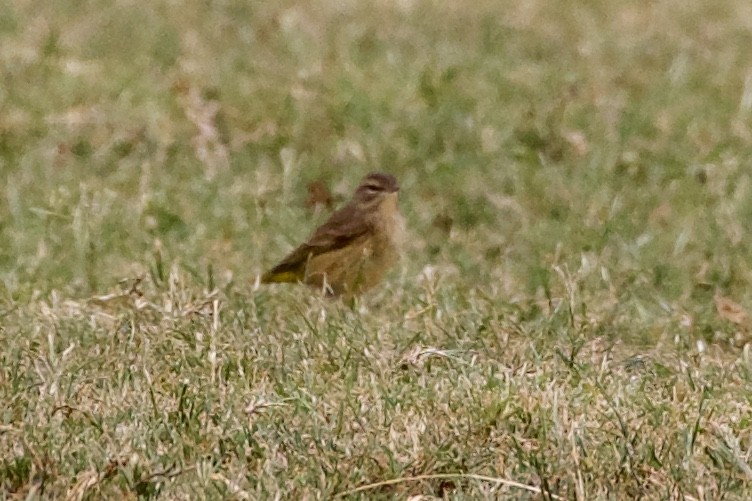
[[2, 0, 752, 499]]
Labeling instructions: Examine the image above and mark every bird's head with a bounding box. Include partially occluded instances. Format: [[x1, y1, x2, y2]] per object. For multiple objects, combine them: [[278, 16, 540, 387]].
[[353, 172, 399, 208]]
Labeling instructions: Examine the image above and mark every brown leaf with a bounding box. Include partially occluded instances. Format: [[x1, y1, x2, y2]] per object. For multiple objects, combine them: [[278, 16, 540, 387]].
[[431, 213, 453, 235], [714, 294, 750, 326], [304, 180, 333, 211]]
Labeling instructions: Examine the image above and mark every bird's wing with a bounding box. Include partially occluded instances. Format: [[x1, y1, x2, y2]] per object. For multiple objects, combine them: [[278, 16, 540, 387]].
[[261, 203, 371, 283]]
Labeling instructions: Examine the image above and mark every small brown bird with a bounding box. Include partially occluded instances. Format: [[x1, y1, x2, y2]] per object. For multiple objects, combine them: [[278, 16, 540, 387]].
[[261, 172, 403, 297]]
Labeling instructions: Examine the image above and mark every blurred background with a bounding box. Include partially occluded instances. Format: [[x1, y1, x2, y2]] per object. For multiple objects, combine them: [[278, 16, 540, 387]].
[[2, 0, 752, 342]]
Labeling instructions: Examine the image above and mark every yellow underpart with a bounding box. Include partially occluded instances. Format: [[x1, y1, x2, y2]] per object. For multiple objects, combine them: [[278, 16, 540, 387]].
[[262, 271, 301, 283]]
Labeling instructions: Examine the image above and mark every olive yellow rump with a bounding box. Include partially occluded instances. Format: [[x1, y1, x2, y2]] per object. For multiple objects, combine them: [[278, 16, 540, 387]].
[[261, 172, 403, 297]]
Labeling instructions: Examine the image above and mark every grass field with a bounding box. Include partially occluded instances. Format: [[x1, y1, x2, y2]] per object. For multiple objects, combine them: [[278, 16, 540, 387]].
[[3, 0, 752, 498]]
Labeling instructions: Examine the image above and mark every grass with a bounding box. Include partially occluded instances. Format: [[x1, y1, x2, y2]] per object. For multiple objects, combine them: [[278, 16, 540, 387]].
[[2, 0, 752, 498]]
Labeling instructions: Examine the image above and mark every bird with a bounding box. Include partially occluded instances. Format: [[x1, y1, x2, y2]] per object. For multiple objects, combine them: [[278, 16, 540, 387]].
[[261, 172, 403, 298]]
